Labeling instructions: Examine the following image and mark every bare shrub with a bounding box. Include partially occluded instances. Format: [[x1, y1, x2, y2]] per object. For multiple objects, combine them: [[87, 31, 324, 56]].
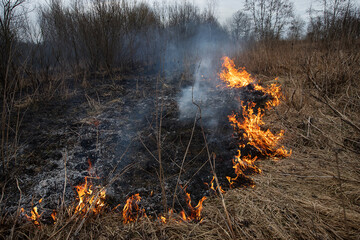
[[307, 0, 360, 45]]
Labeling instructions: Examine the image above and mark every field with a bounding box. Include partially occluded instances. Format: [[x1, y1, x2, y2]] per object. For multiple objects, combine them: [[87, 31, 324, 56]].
[[0, 1, 360, 239]]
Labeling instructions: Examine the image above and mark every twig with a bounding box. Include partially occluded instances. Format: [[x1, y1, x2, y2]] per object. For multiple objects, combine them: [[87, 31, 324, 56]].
[[191, 83, 236, 239], [280, 173, 332, 178], [0, 181, 7, 209], [155, 75, 167, 212], [10, 178, 22, 240], [307, 119, 360, 154], [61, 151, 67, 211], [335, 151, 349, 238], [172, 112, 198, 209], [308, 73, 360, 133], [107, 139, 134, 180], [139, 136, 159, 164], [210, 154, 235, 239]]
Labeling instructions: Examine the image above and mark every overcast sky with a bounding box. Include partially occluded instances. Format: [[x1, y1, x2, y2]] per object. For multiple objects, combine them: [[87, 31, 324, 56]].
[[29, 0, 317, 24]]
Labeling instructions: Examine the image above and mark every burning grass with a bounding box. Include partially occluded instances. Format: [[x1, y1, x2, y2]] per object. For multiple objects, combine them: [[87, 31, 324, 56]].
[[9, 148, 359, 239], [1, 41, 359, 239], [219, 57, 291, 188]]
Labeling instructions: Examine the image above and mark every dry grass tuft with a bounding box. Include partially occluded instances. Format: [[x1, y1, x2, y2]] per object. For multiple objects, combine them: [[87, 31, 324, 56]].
[[7, 146, 359, 240], [2, 40, 360, 239]]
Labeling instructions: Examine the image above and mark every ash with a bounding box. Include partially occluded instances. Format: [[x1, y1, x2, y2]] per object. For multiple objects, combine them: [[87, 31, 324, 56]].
[[1, 65, 270, 218]]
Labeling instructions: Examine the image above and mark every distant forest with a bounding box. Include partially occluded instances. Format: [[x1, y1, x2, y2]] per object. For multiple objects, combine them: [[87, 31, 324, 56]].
[[1, 0, 359, 86]]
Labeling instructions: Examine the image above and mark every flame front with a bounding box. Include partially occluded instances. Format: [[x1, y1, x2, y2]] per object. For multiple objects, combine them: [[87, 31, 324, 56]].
[[21, 56, 291, 228], [229, 104, 291, 158], [21, 199, 43, 227], [219, 56, 254, 88], [51, 210, 57, 224], [122, 193, 146, 223], [180, 191, 207, 222], [206, 176, 225, 194], [74, 176, 106, 215], [21, 207, 41, 227], [220, 56, 291, 188], [226, 151, 260, 188], [74, 160, 106, 215], [121, 192, 206, 223]]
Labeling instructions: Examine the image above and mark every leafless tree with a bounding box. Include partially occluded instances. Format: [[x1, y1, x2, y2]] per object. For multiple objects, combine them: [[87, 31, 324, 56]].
[[288, 15, 305, 40], [0, 0, 27, 89], [307, 0, 360, 42], [228, 10, 252, 42], [244, 0, 294, 40]]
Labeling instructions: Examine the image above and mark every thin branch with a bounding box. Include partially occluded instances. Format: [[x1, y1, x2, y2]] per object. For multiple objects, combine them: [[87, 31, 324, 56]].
[[308, 73, 360, 133]]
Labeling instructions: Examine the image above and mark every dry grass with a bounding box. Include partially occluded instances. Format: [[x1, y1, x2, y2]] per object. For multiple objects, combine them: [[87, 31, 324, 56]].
[[2, 40, 360, 239], [7, 148, 359, 239]]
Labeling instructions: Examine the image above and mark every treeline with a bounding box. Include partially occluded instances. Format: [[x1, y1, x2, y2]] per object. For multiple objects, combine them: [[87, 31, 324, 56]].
[[1, 0, 359, 173], [38, 1, 214, 71], [36, 0, 223, 74], [1, 0, 360, 93], [228, 0, 360, 43]]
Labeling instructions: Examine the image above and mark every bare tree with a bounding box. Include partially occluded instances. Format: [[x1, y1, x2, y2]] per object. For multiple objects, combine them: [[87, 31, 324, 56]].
[[228, 10, 252, 42], [0, 0, 27, 89], [288, 15, 305, 40], [307, 0, 360, 42], [244, 0, 294, 40]]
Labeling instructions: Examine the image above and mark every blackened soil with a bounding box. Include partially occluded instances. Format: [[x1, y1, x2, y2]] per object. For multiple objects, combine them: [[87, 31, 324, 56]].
[[0, 69, 268, 219]]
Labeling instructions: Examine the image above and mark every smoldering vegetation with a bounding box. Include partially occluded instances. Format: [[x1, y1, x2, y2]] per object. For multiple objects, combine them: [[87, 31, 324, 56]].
[[1, 0, 360, 239]]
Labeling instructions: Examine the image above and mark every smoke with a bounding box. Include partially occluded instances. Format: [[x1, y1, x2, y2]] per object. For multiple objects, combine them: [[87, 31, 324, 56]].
[[174, 23, 239, 129]]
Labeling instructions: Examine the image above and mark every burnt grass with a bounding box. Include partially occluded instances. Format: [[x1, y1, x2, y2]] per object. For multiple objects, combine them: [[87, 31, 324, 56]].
[[0, 69, 274, 220]]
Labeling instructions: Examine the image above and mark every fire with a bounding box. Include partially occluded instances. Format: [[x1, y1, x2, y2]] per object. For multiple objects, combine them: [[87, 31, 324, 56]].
[[220, 56, 291, 188], [206, 176, 225, 194], [229, 104, 291, 158], [220, 56, 284, 109], [21, 199, 43, 227], [74, 177, 106, 215], [122, 193, 146, 223], [158, 209, 177, 223], [160, 216, 167, 223], [179, 191, 207, 222], [21, 56, 291, 228], [219, 56, 254, 88], [253, 81, 284, 109], [121, 192, 206, 224], [21, 160, 107, 226], [51, 210, 57, 224], [21, 207, 41, 227], [226, 151, 259, 188], [73, 160, 106, 215]]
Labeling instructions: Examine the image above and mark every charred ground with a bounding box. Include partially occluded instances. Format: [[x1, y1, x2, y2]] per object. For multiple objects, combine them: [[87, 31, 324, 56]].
[[1, 0, 360, 238]]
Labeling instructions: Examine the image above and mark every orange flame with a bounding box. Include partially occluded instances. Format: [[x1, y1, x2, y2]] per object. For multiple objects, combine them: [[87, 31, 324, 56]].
[[219, 56, 254, 88], [122, 194, 146, 223], [180, 191, 207, 222], [228, 104, 291, 158], [220, 56, 291, 189], [21, 205, 42, 227], [226, 151, 260, 188], [73, 160, 106, 215], [158, 209, 179, 224], [51, 210, 57, 224], [74, 177, 106, 215], [206, 176, 225, 194], [159, 216, 167, 223], [254, 81, 284, 109]]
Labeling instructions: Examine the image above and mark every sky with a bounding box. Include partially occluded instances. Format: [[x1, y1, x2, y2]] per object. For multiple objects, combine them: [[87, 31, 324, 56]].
[[29, 0, 316, 24]]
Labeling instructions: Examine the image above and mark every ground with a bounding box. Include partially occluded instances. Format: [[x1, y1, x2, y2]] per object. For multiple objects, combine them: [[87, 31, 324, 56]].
[[0, 61, 359, 239]]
